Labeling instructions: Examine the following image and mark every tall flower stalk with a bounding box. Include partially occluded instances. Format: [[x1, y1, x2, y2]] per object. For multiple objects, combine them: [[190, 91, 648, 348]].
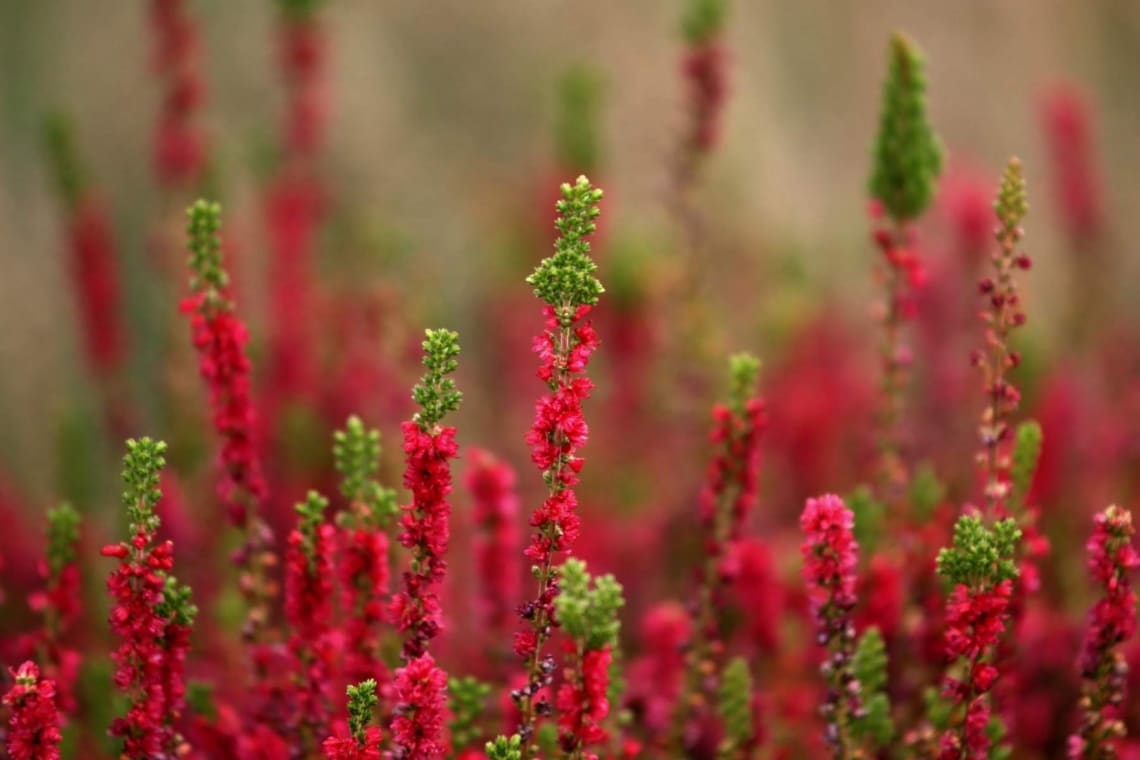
[[800, 494, 862, 757], [100, 438, 196, 758], [1070, 505, 1138, 759], [149, 0, 207, 189], [867, 32, 944, 501], [513, 176, 604, 752], [466, 448, 523, 644], [674, 354, 765, 744], [391, 328, 462, 660], [973, 159, 1031, 519], [334, 416, 398, 691], [181, 199, 275, 642]]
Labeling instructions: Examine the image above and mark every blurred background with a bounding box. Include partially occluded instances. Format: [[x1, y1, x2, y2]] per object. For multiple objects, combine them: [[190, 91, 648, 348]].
[[0, 0, 1139, 568]]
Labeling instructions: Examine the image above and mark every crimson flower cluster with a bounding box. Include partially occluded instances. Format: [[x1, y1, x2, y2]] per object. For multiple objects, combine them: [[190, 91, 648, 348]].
[[799, 493, 861, 754], [284, 492, 337, 750], [1041, 84, 1103, 242], [3, 661, 62, 760], [150, 0, 206, 187], [1070, 505, 1139, 758], [556, 646, 612, 757], [392, 421, 460, 659], [100, 438, 194, 758], [339, 522, 391, 686], [390, 653, 449, 759], [466, 448, 522, 637]]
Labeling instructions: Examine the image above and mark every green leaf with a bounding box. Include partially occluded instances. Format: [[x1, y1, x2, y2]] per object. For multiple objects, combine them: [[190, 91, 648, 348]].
[[851, 627, 894, 749], [716, 657, 754, 757], [1010, 420, 1042, 510]]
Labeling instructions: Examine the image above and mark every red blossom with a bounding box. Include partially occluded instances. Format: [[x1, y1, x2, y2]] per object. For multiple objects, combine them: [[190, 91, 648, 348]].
[[339, 524, 391, 688], [149, 0, 206, 187], [322, 727, 383, 760], [557, 645, 613, 755], [465, 448, 522, 636], [392, 422, 460, 659], [3, 662, 62, 760], [390, 653, 448, 759]]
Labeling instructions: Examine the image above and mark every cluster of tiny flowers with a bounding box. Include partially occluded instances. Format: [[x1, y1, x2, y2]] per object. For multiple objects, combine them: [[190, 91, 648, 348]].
[[939, 581, 1013, 758], [338, 522, 391, 687], [182, 293, 268, 527], [323, 729, 383, 760], [524, 305, 599, 573], [391, 422, 460, 659], [390, 654, 449, 759], [557, 645, 613, 758], [466, 448, 522, 636], [100, 523, 180, 754], [799, 494, 862, 753], [284, 495, 337, 749], [3, 662, 62, 760], [972, 159, 1031, 514], [699, 393, 766, 547], [149, 0, 206, 187], [1069, 506, 1139, 758]]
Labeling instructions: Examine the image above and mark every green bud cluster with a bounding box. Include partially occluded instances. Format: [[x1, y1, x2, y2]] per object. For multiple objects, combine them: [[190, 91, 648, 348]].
[[727, 353, 761, 417], [995, 158, 1029, 236], [868, 33, 944, 222], [122, 438, 167, 538], [716, 657, 754, 758], [448, 676, 492, 751], [294, 490, 329, 570], [554, 558, 624, 651], [851, 627, 894, 749], [936, 514, 1021, 588], [46, 502, 81, 578], [334, 416, 399, 529], [187, 199, 228, 294], [346, 679, 378, 745], [412, 329, 462, 431], [682, 0, 728, 45], [485, 734, 523, 760], [527, 176, 605, 323]]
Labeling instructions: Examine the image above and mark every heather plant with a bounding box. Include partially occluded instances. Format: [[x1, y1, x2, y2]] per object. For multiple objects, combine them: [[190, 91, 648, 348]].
[[4, 11, 1140, 760]]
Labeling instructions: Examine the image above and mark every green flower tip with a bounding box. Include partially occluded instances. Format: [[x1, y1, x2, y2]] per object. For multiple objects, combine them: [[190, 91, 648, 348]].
[[995, 157, 1029, 235], [851, 626, 894, 748], [868, 31, 944, 222], [412, 328, 463, 431], [186, 199, 227, 294], [46, 502, 81, 577], [346, 679, 378, 744], [486, 735, 523, 760], [682, 0, 728, 44], [554, 557, 625, 651], [448, 676, 493, 748], [42, 112, 84, 206], [294, 490, 328, 567], [556, 65, 605, 174], [122, 437, 167, 535], [936, 514, 1021, 587], [159, 575, 198, 627], [728, 352, 761, 411], [528, 176, 605, 317], [334, 415, 381, 501], [277, 0, 325, 19], [717, 657, 754, 752]]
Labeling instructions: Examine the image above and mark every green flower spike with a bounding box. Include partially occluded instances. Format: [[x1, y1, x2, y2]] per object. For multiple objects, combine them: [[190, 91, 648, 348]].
[[527, 175, 605, 325], [412, 329, 462, 432]]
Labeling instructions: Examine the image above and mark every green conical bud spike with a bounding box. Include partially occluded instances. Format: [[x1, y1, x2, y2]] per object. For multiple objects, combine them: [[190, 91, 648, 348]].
[[346, 679, 378, 745], [716, 657, 754, 757], [528, 175, 605, 322], [486, 735, 523, 760], [868, 33, 944, 222], [122, 437, 167, 536], [682, 0, 729, 45], [412, 329, 463, 431], [186, 199, 227, 294], [995, 157, 1029, 237]]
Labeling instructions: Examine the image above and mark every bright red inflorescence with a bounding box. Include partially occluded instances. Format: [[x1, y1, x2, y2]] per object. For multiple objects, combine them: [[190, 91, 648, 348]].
[[1040, 84, 1103, 243], [628, 602, 691, 737], [392, 422, 460, 660], [1069, 506, 1139, 758], [285, 518, 337, 747], [699, 395, 766, 543], [514, 303, 600, 731], [23, 558, 83, 717], [100, 531, 184, 757], [465, 448, 522, 635], [557, 645, 613, 757], [339, 524, 391, 689], [66, 196, 125, 379], [939, 580, 1014, 759], [390, 653, 449, 760], [322, 727, 383, 760], [279, 15, 329, 162], [3, 661, 62, 760], [149, 0, 206, 188], [182, 292, 268, 528]]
